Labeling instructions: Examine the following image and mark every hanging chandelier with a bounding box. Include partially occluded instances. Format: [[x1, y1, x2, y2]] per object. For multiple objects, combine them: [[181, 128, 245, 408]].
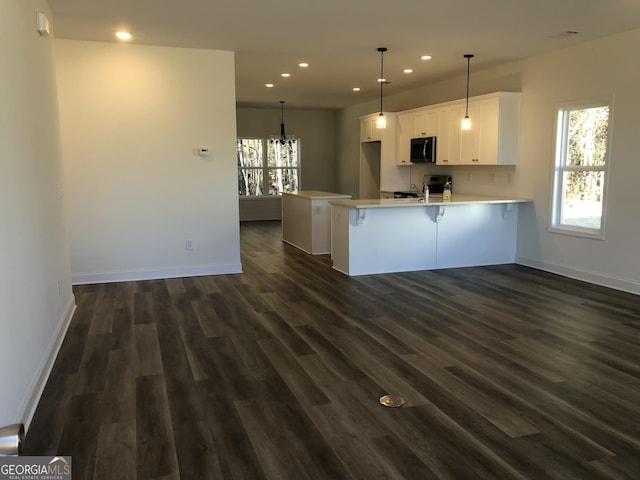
[[279, 100, 287, 143]]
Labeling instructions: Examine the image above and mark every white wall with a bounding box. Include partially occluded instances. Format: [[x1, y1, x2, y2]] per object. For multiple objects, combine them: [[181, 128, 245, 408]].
[[54, 40, 241, 283], [236, 106, 338, 220], [336, 30, 640, 293], [515, 29, 640, 293], [0, 0, 75, 429]]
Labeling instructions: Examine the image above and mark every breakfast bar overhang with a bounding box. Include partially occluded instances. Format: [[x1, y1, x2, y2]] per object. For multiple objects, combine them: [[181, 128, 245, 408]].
[[329, 195, 532, 276]]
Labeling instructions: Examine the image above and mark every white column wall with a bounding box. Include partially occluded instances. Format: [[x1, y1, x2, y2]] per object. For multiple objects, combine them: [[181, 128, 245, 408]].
[[54, 40, 241, 283], [0, 0, 74, 428]]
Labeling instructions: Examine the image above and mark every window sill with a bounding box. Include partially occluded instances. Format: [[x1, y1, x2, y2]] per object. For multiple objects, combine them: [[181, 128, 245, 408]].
[[548, 224, 605, 240]]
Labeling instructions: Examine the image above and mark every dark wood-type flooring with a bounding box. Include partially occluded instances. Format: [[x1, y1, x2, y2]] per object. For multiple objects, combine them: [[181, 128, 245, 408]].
[[25, 220, 640, 479]]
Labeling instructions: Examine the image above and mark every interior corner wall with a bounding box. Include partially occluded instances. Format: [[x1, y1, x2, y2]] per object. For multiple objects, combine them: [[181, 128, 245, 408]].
[[514, 28, 640, 294], [236, 107, 337, 221], [0, 0, 74, 429], [54, 40, 241, 283]]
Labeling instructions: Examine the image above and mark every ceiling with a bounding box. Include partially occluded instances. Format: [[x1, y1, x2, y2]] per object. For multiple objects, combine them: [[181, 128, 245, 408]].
[[48, 0, 640, 110]]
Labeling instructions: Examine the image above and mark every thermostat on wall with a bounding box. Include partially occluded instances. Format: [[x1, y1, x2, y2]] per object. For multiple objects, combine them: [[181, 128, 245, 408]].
[[197, 147, 210, 157]]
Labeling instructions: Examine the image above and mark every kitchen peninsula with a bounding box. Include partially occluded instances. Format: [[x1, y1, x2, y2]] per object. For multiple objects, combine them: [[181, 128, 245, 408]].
[[330, 195, 532, 276]]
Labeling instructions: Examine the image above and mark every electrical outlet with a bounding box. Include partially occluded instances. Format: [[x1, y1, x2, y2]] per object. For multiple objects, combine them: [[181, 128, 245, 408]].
[[467, 172, 472, 182], [57, 280, 61, 296], [488, 173, 496, 184], [507, 173, 513, 185], [185, 239, 193, 251]]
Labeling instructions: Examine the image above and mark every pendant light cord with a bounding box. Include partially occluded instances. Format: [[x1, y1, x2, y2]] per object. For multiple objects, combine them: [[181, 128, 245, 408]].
[[464, 54, 473, 117], [378, 47, 387, 115], [280, 100, 286, 142]]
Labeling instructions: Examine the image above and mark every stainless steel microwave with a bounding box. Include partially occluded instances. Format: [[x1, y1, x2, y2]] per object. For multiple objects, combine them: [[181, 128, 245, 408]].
[[410, 136, 436, 163]]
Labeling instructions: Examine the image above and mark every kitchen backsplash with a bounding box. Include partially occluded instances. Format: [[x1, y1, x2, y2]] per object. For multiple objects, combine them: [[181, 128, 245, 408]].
[[410, 164, 518, 197]]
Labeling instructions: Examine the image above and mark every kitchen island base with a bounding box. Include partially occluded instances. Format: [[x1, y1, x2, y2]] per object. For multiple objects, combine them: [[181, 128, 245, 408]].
[[282, 191, 352, 255]]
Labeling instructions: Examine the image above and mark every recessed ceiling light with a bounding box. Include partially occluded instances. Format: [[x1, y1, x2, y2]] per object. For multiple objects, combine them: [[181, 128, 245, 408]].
[[298, 63, 309, 68], [420, 55, 432, 61], [281, 73, 291, 78], [265, 83, 274, 88], [404, 68, 413, 74], [353, 87, 361, 92], [115, 31, 132, 41]]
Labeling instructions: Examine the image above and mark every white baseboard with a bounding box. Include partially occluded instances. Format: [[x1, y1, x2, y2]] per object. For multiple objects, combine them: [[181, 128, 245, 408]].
[[71, 263, 243, 285], [516, 256, 640, 295], [17, 294, 76, 432]]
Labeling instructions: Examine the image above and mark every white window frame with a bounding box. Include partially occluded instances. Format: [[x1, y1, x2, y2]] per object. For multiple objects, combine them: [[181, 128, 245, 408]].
[[237, 137, 300, 197], [549, 98, 613, 240]]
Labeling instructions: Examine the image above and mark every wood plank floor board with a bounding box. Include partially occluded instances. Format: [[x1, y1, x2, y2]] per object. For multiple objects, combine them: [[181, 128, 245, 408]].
[[134, 323, 164, 377], [197, 384, 268, 480], [200, 336, 258, 402], [21, 372, 79, 455], [24, 220, 640, 478], [161, 345, 206, 426], [57, 392, 102, 479], [234, 398, 315, 480], [172, 421, 223, 480], [370, 434, 440, 480], [101, 348, 136, 425], [136, 374, 179, 480], [257, 338, 330, 407], [94, 422, 137, 480], [111, 304, 135, 350], [256, 310, 317, 356], [373, 404, 530, 480], [304, 401, 401, 480]]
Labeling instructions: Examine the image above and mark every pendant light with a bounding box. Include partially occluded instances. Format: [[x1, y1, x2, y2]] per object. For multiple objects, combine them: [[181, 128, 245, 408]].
[[376, 47, 387, 129], [461, 54, 474, 131]]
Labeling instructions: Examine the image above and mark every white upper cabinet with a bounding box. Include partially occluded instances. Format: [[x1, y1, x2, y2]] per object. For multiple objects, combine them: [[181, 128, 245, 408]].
[[436, 105, 461, 165], [396, 113, 413, 165], [360, 116, 382, 142], [459, 93, 519, 165], [395, 108, 440, 165], [413, 110, 438, 137], [434, 92, 520, 166], [358, 113, 409, 191]]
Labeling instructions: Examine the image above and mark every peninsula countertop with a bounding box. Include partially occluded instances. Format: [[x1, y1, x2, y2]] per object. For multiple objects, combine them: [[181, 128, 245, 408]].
[[329, 194, 532, 209], [283, 190, 352, 200]]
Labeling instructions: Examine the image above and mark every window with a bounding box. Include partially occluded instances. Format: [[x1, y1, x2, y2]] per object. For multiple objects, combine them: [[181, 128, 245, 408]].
[[550, 101, 611, 238], [237, 138, 299, 196]]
